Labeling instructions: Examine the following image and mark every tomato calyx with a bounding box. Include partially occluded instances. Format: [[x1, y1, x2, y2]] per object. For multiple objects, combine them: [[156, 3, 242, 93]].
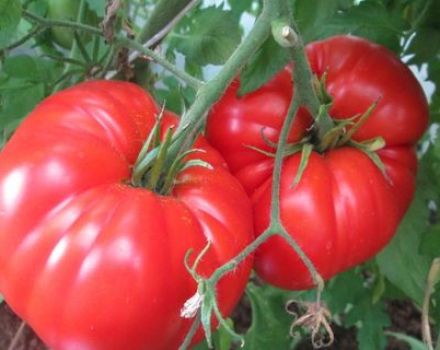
[[248, 98, 389, 185], [311, 99, 390, 181], [131, 110, 212, 194], [314, 99, 380, 151], [181, 243, 245, 348]]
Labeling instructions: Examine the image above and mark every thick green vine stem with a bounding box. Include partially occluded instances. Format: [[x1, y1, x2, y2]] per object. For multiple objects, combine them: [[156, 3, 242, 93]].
[[172, 0, 281, 136]]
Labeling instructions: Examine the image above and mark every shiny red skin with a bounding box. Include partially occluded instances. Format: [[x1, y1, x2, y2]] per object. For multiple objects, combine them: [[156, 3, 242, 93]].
[[206, 35, 429, 290], [0, 81, 254, 349]]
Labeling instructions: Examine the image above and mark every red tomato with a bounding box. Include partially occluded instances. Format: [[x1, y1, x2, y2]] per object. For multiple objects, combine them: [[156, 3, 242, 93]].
[[206, 35, 429, 290], [0, 81, 254, 349]]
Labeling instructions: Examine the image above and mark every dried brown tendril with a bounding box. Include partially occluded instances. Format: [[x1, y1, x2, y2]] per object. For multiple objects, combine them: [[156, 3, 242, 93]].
[[286, 300, 334, 348]]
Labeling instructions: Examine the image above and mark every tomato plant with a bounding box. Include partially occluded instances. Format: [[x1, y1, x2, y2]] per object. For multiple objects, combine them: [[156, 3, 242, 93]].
[[2, 0, 440, 349], [0, 80, 254, 349], [206, 35, 429, 290]]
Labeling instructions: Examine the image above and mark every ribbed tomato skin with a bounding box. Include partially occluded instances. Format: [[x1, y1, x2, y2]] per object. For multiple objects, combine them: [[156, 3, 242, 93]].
[[206, 35, 428, 290], [0, 81, 254, 349]]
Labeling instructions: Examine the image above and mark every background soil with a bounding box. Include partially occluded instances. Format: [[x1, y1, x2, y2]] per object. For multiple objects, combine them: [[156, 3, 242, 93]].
[[0, 299, 427, 349]]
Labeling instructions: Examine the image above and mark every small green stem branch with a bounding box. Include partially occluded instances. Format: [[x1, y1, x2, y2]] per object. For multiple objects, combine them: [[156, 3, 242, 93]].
[[123, 0, 200, 81], [23, 10, 102, 36], [70, 0, 87, 61], [179, 314, 201, 350], [210, 230, 277, 284], [115, 37, 202, 89], [52, 0, 87, 91], [137, 0, 196, 45], [2, 25, 46, 52], [138, 0, 200, 48], [20, 10, 201, 90], [422, 258, 440, 350]]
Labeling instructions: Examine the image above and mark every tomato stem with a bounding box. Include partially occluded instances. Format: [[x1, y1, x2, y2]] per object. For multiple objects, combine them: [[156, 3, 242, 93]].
[[178, 2, 330, 348], [169, 0, 280, 155], [178, 314, 201, 350], [21, 10, 203, 90], [422, 258, 440, 350]]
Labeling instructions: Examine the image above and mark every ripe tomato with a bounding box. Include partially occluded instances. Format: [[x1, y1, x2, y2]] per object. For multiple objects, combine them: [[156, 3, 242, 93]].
[[206, 35, 429, 290], [0, 81, 254, 349]]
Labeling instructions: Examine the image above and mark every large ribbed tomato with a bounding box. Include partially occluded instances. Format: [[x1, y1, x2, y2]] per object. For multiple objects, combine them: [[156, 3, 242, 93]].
[[206, 35, 429, 290], [0, 81, 254, 349]]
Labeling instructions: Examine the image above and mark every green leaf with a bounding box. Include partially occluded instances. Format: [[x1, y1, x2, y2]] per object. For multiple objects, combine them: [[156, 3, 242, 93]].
[[26, 0, 47, 17], [243, 283, 292, 349], [4, 55, 41, 81], [345, 299, 390, 350], [238, 36, 289, 95], [0, 82, 44, 128], [293, 0, 345, 43], [376, 186, 433, 304], [321, 1, 408, 53], [85, 0, 105, 17], [427, 59, 440, 122], [407, 27, 440, 65], [0, 0, 22, 49], [229, 0, 255, 19], [419, 224, 440, 260], [358, 305, 389, 350], [386, 331, 427, 350], [2, 55, 63, 89], [214, 319, 234, 350], [293, 0, 407, 52], [168, 7, 242, 65], [322, 269, 367, 314], [153, 76, 194, 114]]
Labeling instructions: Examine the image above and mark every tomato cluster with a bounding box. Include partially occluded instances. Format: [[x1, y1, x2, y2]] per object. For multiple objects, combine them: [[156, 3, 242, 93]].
[[207, 35, 429, 290], [0, 35, 429, 349]]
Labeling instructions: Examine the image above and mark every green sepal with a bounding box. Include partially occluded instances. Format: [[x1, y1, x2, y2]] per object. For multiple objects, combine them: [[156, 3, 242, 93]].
[[244, 144, 276, 158], [147, 127, 175, 190], [135, 106, 166, 169], [349, 140, 390, 183], [162, 149, 212, 194], [200, 288, 215, 348], [314, 103, 337, 151], [338, 99, 379, 146], [292, 143, 313, 187], [313, 71, 332, 105]]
